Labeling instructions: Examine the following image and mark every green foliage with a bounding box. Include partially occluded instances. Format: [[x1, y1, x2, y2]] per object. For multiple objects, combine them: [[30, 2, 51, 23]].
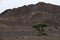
[[32, 25, 40, 30], [32, 23, 48, 36]]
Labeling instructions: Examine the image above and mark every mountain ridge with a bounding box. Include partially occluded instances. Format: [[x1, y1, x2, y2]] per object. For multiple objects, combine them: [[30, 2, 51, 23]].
[[0, 2, 60, 29], [0, 2, 60, 26], [0, 2, 60, 40], [1, 2, 60, 14]]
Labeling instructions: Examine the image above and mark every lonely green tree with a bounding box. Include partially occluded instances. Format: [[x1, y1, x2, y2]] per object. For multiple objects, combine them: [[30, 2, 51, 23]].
[[32, 23, 48, 36]]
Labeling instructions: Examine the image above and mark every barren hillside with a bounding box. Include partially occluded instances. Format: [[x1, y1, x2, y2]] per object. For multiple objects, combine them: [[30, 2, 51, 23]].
[[0, 2, 60, 40]]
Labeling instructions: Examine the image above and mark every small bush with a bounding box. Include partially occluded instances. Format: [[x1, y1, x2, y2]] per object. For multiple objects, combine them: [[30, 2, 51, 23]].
[[32, 23, 48, 36]]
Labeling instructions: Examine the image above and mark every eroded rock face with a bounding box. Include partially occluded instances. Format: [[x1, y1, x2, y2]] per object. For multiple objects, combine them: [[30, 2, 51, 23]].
[[0, 2, 60, 26]]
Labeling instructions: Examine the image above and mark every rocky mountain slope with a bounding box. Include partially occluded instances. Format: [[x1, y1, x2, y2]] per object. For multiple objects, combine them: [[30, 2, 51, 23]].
[[0, 2, 60, 40]]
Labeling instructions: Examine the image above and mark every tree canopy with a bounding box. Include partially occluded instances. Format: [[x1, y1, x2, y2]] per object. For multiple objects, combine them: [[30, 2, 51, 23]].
[[32, 23, 48, 36]]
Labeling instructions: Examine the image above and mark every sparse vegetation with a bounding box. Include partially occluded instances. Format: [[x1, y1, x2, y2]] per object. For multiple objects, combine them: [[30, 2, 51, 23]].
[[32, 23, 48, 36]]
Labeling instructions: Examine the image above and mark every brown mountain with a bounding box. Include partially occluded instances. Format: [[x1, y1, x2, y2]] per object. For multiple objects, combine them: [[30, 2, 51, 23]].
[[0, 2, 60, 26], [0, 2, 60, 40]]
